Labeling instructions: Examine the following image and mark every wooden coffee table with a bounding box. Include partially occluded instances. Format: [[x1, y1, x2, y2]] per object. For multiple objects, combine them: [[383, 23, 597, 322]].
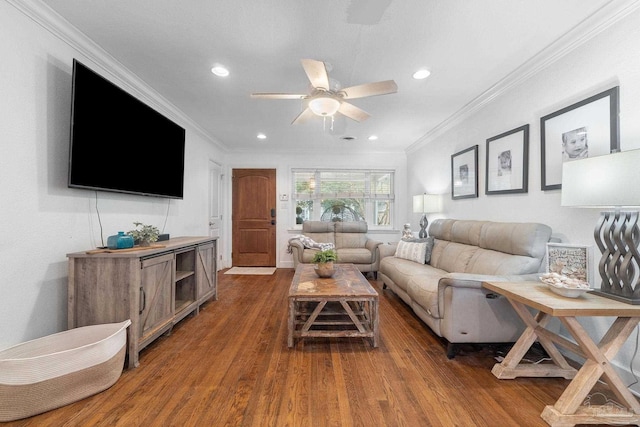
[[288, 263, 379, 348]]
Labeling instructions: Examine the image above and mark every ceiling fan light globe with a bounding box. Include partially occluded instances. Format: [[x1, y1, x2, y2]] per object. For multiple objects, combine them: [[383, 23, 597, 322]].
[[308, 97, 340, 117]]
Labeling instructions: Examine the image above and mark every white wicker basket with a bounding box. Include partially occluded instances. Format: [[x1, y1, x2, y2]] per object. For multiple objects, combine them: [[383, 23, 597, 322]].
[[0, 319, 130, 422]]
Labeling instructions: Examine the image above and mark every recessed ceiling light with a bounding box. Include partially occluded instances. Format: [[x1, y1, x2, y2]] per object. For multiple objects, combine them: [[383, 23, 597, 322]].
[[413, 69, 431, 80], [368, 135, 378, 141], [211, 65, 229, 77], [256, 133, 267, 140]]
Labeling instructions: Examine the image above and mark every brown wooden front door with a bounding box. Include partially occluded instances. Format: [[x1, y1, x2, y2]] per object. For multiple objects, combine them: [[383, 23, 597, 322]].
[[232, 169, 276, 266]]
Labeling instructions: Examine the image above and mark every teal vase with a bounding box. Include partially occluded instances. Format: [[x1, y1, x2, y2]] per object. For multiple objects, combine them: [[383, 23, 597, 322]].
[[107, 231, 135, 250]]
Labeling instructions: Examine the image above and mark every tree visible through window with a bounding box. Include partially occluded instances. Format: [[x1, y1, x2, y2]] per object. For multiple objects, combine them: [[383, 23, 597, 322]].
[[293, 169, 394, 228]]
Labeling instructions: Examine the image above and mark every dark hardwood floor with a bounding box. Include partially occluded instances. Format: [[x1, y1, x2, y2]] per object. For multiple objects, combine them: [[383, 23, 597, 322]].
[[3, 268, 632, 426]]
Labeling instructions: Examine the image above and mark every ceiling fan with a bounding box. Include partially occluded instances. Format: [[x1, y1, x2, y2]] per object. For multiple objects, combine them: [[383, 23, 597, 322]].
[[251, 59, 397, 124]]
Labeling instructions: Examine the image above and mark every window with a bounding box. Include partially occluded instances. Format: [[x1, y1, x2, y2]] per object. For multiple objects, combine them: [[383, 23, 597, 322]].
[[293, 169, 394, 228]]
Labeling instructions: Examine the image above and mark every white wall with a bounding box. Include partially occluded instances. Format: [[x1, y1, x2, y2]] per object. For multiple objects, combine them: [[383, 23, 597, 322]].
[[225, 150, 407, 269], [5, 0, 640, 398], [405, 8, 640, 392], [0, 1, 226, 348]]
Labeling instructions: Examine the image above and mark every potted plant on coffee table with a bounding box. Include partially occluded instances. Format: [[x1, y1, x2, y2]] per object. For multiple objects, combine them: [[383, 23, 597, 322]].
[[312, 248, 338, 278]]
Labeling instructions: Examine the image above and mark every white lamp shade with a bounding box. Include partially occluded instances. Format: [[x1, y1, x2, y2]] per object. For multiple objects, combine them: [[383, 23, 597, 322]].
[[561, 149, 640, 208], [413, 194, 442, 213], [308, 97, 340, 116]]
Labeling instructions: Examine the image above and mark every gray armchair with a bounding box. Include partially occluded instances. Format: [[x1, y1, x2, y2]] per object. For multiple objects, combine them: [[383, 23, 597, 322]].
[[289, 221, 382, 276]]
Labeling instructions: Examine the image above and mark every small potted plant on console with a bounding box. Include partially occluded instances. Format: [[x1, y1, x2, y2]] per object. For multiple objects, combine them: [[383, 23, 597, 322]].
[[312, 248, 338, 278], [128, 222, 160, 247]]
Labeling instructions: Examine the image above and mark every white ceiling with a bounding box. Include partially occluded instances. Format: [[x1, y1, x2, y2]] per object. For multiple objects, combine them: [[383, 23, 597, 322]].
[[39, 0, 622, 153]]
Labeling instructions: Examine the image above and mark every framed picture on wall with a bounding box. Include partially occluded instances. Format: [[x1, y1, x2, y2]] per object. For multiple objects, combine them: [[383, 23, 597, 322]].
[[485, 124, 529, 195], [546, 243, 592, 285], [540, 86, 619, 191], [451, 145, 478, 199]]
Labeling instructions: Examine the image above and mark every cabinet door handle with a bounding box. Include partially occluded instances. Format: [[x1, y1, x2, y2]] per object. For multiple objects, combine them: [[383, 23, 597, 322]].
[[139, 287, 146, 314]]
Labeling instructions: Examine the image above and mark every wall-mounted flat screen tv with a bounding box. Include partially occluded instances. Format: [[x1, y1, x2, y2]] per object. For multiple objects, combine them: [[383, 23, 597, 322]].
[[68, 59, 185, 199]]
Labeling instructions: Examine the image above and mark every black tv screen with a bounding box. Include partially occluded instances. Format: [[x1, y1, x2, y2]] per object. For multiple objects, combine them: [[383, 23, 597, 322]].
[[68, 59, 186, 199]]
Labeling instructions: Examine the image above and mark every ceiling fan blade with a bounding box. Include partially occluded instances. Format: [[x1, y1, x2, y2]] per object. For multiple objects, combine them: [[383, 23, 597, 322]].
[[338, 102, 370, 122], [341, 80, 398, 99], [251, 93, 307, 100], [291, 107, 316, 125], [301, 59, 330, 90]]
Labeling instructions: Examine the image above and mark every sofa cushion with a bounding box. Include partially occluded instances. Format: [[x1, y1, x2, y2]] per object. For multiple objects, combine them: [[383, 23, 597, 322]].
[[466, 248, 542, 275], [336, 232, 368, 249], [336, 248, 373, 264], [301, 221, 336, 246], [395, 240, 429, 264], [380, 256, 440, 293], [407, 271, 447, 319], [303, 232, 335, 245], [303, 221, 336, 233], [335, 221, 367, 233], [430, 241, 478, 273], [479, 222, 551, 259]]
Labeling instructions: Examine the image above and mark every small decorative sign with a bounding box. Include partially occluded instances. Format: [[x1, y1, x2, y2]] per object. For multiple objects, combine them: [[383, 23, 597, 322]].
[[546, 243, 592, 285]]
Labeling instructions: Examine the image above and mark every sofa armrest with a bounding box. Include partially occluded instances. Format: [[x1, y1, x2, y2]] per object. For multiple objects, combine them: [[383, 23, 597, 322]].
[[288, 239, 305, 267], [379, 243, 398, 259], [438, 272, 540, 290], [364, 239, 382, 267], [437, 272, 539, 333], [365, 239, 383, 253]]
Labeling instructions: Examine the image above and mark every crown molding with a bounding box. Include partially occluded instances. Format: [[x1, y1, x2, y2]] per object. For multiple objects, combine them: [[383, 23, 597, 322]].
[[6, 0, 229, 153], [406, 0, 640, 154]]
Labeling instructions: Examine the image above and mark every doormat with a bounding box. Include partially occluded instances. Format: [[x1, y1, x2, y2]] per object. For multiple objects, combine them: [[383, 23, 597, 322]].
[[224, 267, 276, 275]]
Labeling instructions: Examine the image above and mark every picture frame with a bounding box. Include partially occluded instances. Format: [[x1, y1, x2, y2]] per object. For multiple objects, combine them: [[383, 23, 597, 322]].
[[485, 124, 529, 195], [546, 243, 592, 286], [451, 145, 478, 199], [540, 86, 619, 191]]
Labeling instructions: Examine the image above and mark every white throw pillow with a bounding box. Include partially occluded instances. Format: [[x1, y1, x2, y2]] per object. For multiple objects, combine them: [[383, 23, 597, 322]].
[[394, 240, 428, 264]]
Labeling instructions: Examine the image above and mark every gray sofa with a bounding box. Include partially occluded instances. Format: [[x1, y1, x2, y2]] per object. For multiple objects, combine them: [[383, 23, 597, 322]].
[[379, 218, 552, 358], [289, 221, 382, 276]]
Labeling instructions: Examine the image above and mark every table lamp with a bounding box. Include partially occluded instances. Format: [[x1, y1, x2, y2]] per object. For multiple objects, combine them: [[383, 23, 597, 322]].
[[561, 149, 640, 304], [413, 193, 442, 238]]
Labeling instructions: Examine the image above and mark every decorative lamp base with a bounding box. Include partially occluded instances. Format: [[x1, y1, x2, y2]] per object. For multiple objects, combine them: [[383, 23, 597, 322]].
[[594, 210, 640, 304], [418, 214, 428, 238]]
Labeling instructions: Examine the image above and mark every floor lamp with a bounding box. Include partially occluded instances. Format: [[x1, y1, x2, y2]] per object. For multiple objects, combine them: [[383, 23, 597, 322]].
[[561, 149, 640, 304], [413, 194, 442, 238]]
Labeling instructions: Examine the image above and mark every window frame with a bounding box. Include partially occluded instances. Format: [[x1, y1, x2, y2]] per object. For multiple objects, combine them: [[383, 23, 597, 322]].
[[291, 168, 395, 230]]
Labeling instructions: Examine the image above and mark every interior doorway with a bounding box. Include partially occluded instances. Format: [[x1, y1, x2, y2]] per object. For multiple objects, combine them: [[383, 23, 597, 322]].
[[231, 169, 277, 266], [209, 160, 223, 270]]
